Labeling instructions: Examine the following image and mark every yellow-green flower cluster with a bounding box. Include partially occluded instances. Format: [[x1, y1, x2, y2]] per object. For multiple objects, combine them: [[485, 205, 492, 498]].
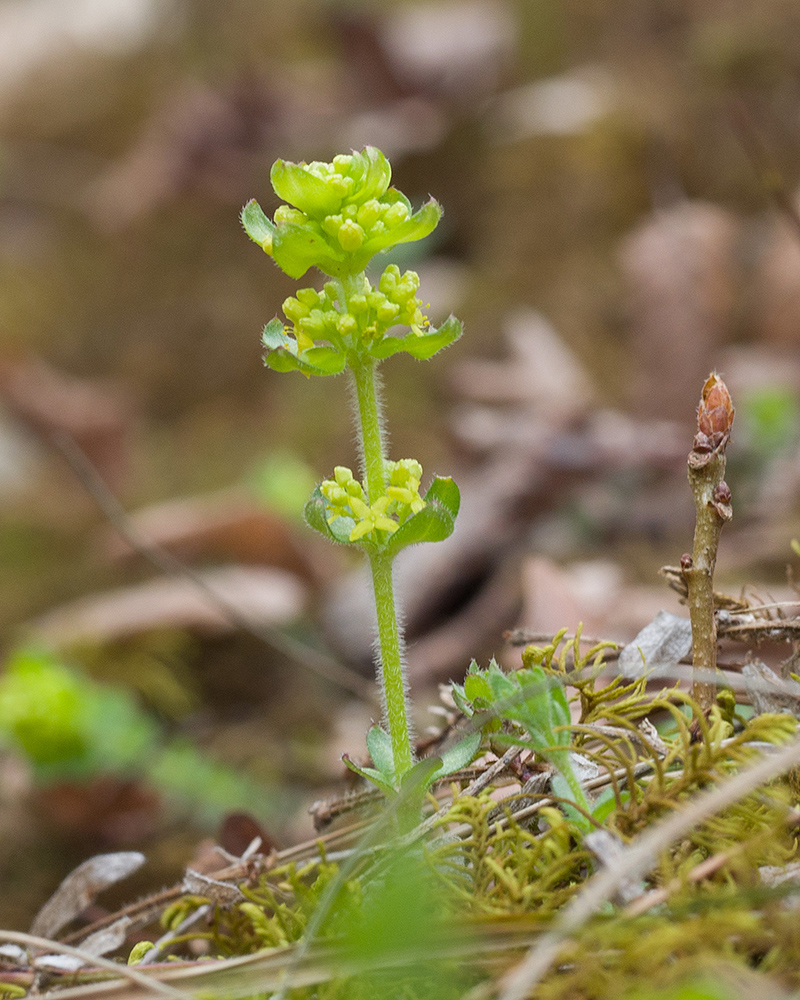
[[281, 266, 427, 354], [320, 460, 426, 542], [241, 147, 441, 280]]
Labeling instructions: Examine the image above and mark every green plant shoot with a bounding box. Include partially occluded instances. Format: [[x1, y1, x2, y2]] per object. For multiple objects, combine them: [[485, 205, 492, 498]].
[[452, 659, 595, 831], [242, 147, 475, 799]]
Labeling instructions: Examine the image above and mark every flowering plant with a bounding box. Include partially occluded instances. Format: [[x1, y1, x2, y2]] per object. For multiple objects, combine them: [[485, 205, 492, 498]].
[[243, 147, 477, 814]]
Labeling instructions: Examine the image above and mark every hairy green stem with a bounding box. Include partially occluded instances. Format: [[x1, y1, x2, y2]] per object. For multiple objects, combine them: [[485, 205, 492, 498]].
[[344, 276, 413, 779], [369, 549, 413, 778], [349, 354, 387, 504]]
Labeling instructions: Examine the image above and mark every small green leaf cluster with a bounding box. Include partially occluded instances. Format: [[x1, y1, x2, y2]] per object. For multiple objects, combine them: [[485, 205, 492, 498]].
[[344, 723, 480, 800], [0, 647, 274, 821], [241, 147, 440, 279], [0, 647, 158, 782], [452, 659, 595, 830], [306, 466, 460, 555]]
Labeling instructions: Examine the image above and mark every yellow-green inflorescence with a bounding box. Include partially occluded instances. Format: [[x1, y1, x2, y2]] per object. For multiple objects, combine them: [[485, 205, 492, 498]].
[[241, 147, 440, 280], [283, 265, 427, 354], [320, 460, 425, 542]]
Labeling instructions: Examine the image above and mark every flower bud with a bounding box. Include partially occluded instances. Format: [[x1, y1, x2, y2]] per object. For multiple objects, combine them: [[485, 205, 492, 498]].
[[300, 310, 326, 336], [337, 219, 365, 251], [322, 215, 343, 237], [696, 373, 734, 449], [377, 300, 400, 323], [357, 199, 381, 229], [379, 265, 400, 295], [334, 466, 353, 486], [346, 479, 364, 498], [274, 205, 306, 226], [336, 314, 357, 337], [282, 297, 309, 323], [383, 202, 410, 227], [332, 153, 353, 172]]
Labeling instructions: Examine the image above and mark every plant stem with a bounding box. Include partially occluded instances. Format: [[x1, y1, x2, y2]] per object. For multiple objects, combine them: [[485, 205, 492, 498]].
[[349, 354, 387, 504], [345, 292, 413, 780], [684, 374, 734, 714], [686, 450, 730, 712], [369, 548, 413, 778]]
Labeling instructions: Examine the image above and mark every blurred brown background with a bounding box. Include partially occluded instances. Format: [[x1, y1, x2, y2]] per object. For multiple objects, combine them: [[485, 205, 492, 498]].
[[2, 0, 800, 929]]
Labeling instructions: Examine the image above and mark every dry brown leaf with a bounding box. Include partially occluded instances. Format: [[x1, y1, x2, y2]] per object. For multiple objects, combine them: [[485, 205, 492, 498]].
[[100, 490, 327, 584], [30, 566, 308, 645], [0, 355, 132, 490], [30, 852, 145, 939]]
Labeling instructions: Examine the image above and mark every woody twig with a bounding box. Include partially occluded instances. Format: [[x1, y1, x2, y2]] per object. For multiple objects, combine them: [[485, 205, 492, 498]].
[[683, 374, 734, 713]]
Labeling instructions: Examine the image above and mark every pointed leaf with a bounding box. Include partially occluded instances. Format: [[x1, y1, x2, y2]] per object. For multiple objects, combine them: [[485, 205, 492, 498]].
[[303, 489, 337, 542], [369, 316, 463, 361], [241, 200, 274, 249], [485, 664, 517, 703], [270, 160, 343, 218], [423, 475, 460, 518], [434, 731, 481, 778], [463, 673, 492, 704], [366, 725, 395, 783], [303, 488, 355, 544], [398, 757, 443, 811], [299, 346, 348, 375], [366, 198, 442, 255], [551, 774, 593, 833], [342, 756, 396, 796], [272, 223, 348, 280], [450, 682, 475, 718], [384, 499, 455, 558], [262, 322, 347, 377], [261, 318, 292, 351]]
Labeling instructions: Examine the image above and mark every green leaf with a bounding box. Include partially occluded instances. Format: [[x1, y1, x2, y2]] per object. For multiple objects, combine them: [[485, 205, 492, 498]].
[[261, 321, 347, 377], [272, 223, 349, 280], [434, 731, 481, 778], [366, 198, 442, 256], [450, 685, 474, 718], [342, 755, 395, 797], [261, 317, 289, 348], [384, 499, 456, 558], [347, 147, 392, 206], [303, 487, 355, 544], [463, 673, 492, 704], [551, 774, 593, 833], [381, 477, 459, 558], [369, 315, 463, 361], [240, 199, 274, 248], [270, 160, 343, 218], [424, 475, 461, 518], [398, 756, 443, 812], [366, 725, 395, 783]]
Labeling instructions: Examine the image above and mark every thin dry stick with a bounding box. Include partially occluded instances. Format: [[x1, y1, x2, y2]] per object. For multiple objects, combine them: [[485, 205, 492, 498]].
[[0, 930, 189, 1000], [683, 374, 734, 712], [495, 732, 800, 1000], [50, 430, 373, 702]]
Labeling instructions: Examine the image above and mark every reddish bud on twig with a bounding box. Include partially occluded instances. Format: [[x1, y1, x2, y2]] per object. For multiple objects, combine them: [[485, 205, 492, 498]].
[[691, 373, 734, 467], [711, 479, 733, 521]]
